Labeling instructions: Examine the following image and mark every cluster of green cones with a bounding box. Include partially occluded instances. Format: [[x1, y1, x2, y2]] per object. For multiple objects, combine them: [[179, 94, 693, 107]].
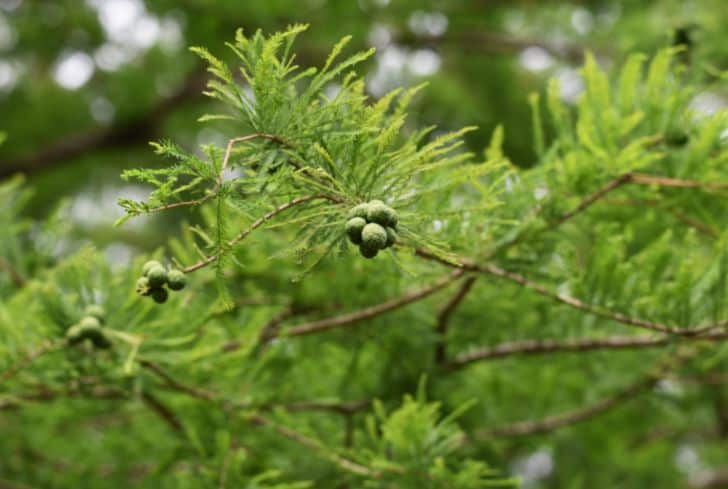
[[66, 305, 111, 349], [135, 260, 186, 304], [345, 200, 398, 259]]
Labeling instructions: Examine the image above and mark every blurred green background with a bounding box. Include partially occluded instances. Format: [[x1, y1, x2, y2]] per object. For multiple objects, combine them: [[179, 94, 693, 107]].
[[0, 0, 727, 486], [2, 0, 726, 254]]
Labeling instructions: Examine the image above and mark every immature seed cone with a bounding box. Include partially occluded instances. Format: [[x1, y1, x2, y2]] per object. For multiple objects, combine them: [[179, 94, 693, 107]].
[[142, 260, 162, 276], [147, 266, 168, 288], [347, 203, 370, 220], [345, 217, 367, 244], [361, 223, 387, 250], [66, 318, 111, 349], [136, 276, 152, 296], [79, 316, 101, 329], [359, 242, 379, 258], [385, 226, 398, 248], [65, 324, 83, 341], [151, 287, 169, 304], [367, 201, 397, 227], [383, 206, 398, 227], [84, 305, 106, 322], [85, 328, 111, 349], [665, 130, 689, 146], [167, 269, 187, 291]]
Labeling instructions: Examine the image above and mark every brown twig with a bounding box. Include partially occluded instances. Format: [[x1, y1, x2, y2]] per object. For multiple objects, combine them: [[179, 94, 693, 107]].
[[138, 359, 217, 402], [603, 197, 718, 238], [689, 469, 728, 488], [552, 173, 634, 225], [257, 306, 306, 345], [415, 248, 727, 336], [0, 258, 26, 287], [493, 172, 726, 258], [221, 304, 319, 352], [217, 134, 287, 186], [139, 358, 371, 419], [142, 133, 289, 215], [0, 477, 36, 489], [630, 173, 728, 190], [0, 340, 64, 384], [477, 377, 658, 438], [0, 70, 208, 178], [247, 413, 376, 476], [435, 276, 477, 365], [140, 391, 184, 433], [282, 270, 464, 338], [266, 399, 371, 416], [0, 384, 127, 411], [181, 195, 336, 273], [679, 372, 728, 386], [472, 345, 703, 439], [553, 172, 728, 227], [144, 194, 216, 214], [448, 331, 728, 368]]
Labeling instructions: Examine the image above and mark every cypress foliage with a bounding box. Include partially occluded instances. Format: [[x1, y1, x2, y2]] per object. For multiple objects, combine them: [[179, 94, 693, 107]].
[[0, 23, 726, 489]]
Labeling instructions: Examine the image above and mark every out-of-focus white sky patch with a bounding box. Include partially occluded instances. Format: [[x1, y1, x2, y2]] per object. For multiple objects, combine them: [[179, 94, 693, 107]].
[[368, 23, 392, 49], [555, 67, 584, 103], [557, 282, 571, 296], [131, 14, 161, 49], [655, 379, 684, 397], [50, 237, 73, 259], [504, 10, 526, 33], [158, 16, 184, 54], [222, 167, 244, 182], [367, 45, 407, 97], [408, 10, 448, 37], [0, 13, 17, 50], [90, 96, 115, 124], [324, 82, 341, 100], [86, 0, 183, 72], [504, 175, 514, 193], [0, 0, 21, 12], [368, 44, 441, 96], [408, 49, 441, 76], [154, 74, 182, 97], [196, 128, 227, 149], [571, 8, 594, 35], [357, 0, 389, 11], [690, 92, 726, 118], [0, 59, 19, 92], [380, 45, 408, 72], [71, 185, 150, 229], [104, 242, 136, 269], [520, 46, 554, 72], [88, 0, 144, 43], [512, 449, 554, 486], [242, 85, 256, 104], [675, 445, 704, 476], [94, 43, 128, 72], [53, 51, 95, 90]]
